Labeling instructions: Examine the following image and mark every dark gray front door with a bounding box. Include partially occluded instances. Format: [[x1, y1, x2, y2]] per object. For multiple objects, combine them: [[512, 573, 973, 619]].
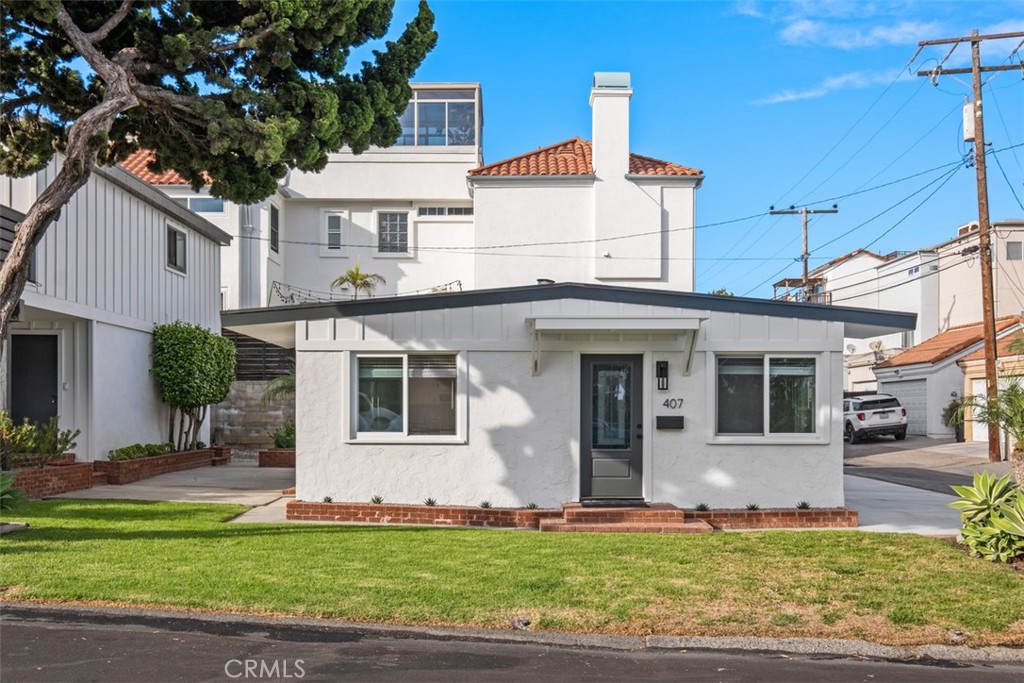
[[581, 354, 643, 499], [11, 334, 59, 425]]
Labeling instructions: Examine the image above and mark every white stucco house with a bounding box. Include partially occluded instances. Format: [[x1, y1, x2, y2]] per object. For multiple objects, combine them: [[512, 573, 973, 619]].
[[223, 283, 914, 508], [122, 73, 702, 310], [1, 162, 230, 460]]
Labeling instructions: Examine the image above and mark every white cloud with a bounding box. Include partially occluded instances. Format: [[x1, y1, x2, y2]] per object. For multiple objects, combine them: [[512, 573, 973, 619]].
[[753, 70, 909, 105], [780, 19, 943, 49], [729, 1, 765, 19]]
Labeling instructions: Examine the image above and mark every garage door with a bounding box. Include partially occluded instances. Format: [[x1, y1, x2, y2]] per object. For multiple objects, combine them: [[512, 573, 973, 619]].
[[880, 379, 927, 435]]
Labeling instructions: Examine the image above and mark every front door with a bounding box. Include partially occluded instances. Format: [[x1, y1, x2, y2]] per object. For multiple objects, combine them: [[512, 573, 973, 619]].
[[11, 334, 59, 425], [580, 354, 643, 500]]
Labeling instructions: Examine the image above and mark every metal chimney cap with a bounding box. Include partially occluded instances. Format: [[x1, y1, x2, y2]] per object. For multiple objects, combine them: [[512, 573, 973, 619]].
[[593, 72, 631, 89]]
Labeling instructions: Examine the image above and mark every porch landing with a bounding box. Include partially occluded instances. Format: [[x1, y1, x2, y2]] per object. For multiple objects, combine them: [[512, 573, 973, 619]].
[[539, 503, 714, 533]]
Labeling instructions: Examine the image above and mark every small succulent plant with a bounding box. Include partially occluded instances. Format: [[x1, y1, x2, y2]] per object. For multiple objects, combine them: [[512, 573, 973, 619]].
[[370, 495, 384, 505], [424, 497, 437, 507]]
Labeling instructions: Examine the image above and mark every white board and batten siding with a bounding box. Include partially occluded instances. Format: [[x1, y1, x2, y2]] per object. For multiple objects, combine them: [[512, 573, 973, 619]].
[[21, 161, 223, 332], [294, 300, 848, 510], [3, 161, 229, 460]]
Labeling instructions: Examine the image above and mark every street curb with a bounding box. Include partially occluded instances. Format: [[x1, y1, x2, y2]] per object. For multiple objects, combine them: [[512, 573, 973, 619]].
[[3, 602, 1022, 663]]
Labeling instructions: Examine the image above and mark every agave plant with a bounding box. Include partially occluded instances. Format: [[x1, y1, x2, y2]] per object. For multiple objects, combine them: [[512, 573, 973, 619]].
[[991, 491, 1024, 537], [950, 472, 1024, 562], [949, 471, 1019, 524]]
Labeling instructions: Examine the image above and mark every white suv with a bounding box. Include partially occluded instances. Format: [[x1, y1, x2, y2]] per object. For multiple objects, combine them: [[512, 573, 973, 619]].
[[843, 394, 908, 444]]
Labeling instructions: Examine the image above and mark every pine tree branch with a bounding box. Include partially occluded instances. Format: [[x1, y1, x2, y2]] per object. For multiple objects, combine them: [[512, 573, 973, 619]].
[[84, 0, 135, 44]]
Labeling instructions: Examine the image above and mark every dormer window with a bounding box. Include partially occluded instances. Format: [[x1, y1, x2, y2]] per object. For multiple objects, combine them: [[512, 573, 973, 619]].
[[397, 89, 478, 147]]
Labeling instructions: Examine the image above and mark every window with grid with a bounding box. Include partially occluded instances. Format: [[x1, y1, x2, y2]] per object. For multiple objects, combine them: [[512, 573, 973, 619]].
[[378, 212, 409, 253], [270, 205, 280, 253], [396, 89, 478, 147], [357, 355, 457, 436]]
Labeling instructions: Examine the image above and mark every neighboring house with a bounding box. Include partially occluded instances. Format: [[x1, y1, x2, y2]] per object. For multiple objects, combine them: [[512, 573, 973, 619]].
[[873, 316, 1023, 438], [222, 283, 914, 508], [122, 73, 702, 309], [957, 332, 1024, 444], [775, 220, 1024, 391], [0, 162, 230, 460]]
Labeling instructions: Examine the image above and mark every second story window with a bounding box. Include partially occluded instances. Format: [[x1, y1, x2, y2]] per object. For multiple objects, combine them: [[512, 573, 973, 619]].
[[378, 212, 409, 254], [270, 205, 280, 254], [1007, 241, 1022, 261], [397, 89, 477, 147], [167, 226, 186, 273]]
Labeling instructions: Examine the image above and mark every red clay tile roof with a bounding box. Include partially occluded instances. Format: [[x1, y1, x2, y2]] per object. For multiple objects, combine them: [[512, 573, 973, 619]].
[[875, 316, 1022, 368], [468, 137, 701, 178], [120, 148, 191, 185], [959, 330, 1024, 362]]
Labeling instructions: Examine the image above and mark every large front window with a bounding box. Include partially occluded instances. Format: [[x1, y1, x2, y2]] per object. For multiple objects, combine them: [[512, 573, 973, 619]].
[[357, 355, 457, 436], [716, 356, 816, 435], [396, 89, 478, 147]]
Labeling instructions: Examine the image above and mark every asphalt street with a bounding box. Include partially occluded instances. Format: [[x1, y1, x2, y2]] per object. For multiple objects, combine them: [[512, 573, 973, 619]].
[[2, 609, 1021, 683]]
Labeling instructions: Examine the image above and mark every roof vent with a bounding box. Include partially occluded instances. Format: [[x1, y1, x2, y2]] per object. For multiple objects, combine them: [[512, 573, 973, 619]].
[[536, 278, 555, 285], [593, 72, 630, 89]]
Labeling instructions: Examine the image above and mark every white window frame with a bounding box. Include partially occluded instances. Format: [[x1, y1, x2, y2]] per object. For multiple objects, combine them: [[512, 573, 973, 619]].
[[269, 203, 280, 258], [416, 206, 475, 218], [1006, 241, 1022, 262], [396, 89, 479, 148], [708, 353, 827, 445], [374, 209, 413, 257], [165, 224, 187, 276], [347, 352, 467, 445], [320, 208, 350, 258]]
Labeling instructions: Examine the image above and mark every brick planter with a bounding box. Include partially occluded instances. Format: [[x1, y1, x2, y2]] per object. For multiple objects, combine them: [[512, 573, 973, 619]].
[[6, 463, 94, 499], [258, 448, 295, 468], [690, 508, 858, 530], [93, 448, 215, 485], [287, 501, 561, 528], [211, 446, 233, 466]]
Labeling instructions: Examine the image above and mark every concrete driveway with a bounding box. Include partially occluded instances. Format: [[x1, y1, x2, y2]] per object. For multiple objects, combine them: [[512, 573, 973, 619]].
[[55, 461, 294, 507], [842, 434, 1014, 535]]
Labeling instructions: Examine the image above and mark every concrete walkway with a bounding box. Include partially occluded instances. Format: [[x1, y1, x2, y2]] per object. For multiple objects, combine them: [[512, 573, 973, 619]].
[[56, 460, 294, 507]]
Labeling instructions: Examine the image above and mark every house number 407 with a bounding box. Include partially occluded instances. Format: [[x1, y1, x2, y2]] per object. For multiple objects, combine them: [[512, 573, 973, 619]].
[[662, 398, 683, 409]]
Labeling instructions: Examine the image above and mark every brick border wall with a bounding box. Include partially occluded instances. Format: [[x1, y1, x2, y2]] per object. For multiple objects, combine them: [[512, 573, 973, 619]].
[[287, 501, 562, 528], [93, 449, 214, 485], [8, 463, 94, 499], [691, 508, 858, 529], [258, 448, 295, 468]]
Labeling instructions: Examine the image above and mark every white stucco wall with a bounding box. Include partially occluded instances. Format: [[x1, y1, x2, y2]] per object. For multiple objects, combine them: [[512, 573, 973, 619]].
[[293, 298, 847, 509], [91, 322, 177, 457]]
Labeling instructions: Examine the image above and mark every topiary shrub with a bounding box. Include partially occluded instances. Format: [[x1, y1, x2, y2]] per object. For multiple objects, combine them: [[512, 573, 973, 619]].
[[152, 322, 235, 451]]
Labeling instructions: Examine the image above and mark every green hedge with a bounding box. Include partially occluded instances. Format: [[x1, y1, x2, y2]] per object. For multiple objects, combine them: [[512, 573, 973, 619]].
[[108, 442, 175, 462]]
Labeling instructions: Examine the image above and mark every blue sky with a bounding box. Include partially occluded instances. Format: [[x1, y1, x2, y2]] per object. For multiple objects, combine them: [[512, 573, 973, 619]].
[[384, 0, 1023, 298]]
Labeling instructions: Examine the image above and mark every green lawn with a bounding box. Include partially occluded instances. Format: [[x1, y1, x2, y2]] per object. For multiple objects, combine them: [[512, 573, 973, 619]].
[[2, 499, 1022, 646]]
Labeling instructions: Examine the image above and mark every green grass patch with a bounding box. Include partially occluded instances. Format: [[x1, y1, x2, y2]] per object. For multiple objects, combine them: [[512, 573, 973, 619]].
[[2, 500, 1023, 645]]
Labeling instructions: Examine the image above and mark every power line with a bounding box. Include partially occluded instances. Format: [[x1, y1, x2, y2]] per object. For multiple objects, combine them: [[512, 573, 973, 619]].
[[991, 147, 1024, 213]]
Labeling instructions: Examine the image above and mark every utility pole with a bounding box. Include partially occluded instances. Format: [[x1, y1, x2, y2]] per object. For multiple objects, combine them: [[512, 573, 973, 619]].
[[769, 205, 839, 302], [918, 29, 1024, 463]]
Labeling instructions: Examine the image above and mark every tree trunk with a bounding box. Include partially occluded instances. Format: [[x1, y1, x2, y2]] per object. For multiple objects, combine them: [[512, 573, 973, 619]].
[[1012, 445, 1024, 486], [0, 9, 139, 363]]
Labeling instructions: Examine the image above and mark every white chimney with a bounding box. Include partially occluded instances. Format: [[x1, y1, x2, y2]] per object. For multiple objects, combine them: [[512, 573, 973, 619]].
[[589, 72, 632, 178]]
